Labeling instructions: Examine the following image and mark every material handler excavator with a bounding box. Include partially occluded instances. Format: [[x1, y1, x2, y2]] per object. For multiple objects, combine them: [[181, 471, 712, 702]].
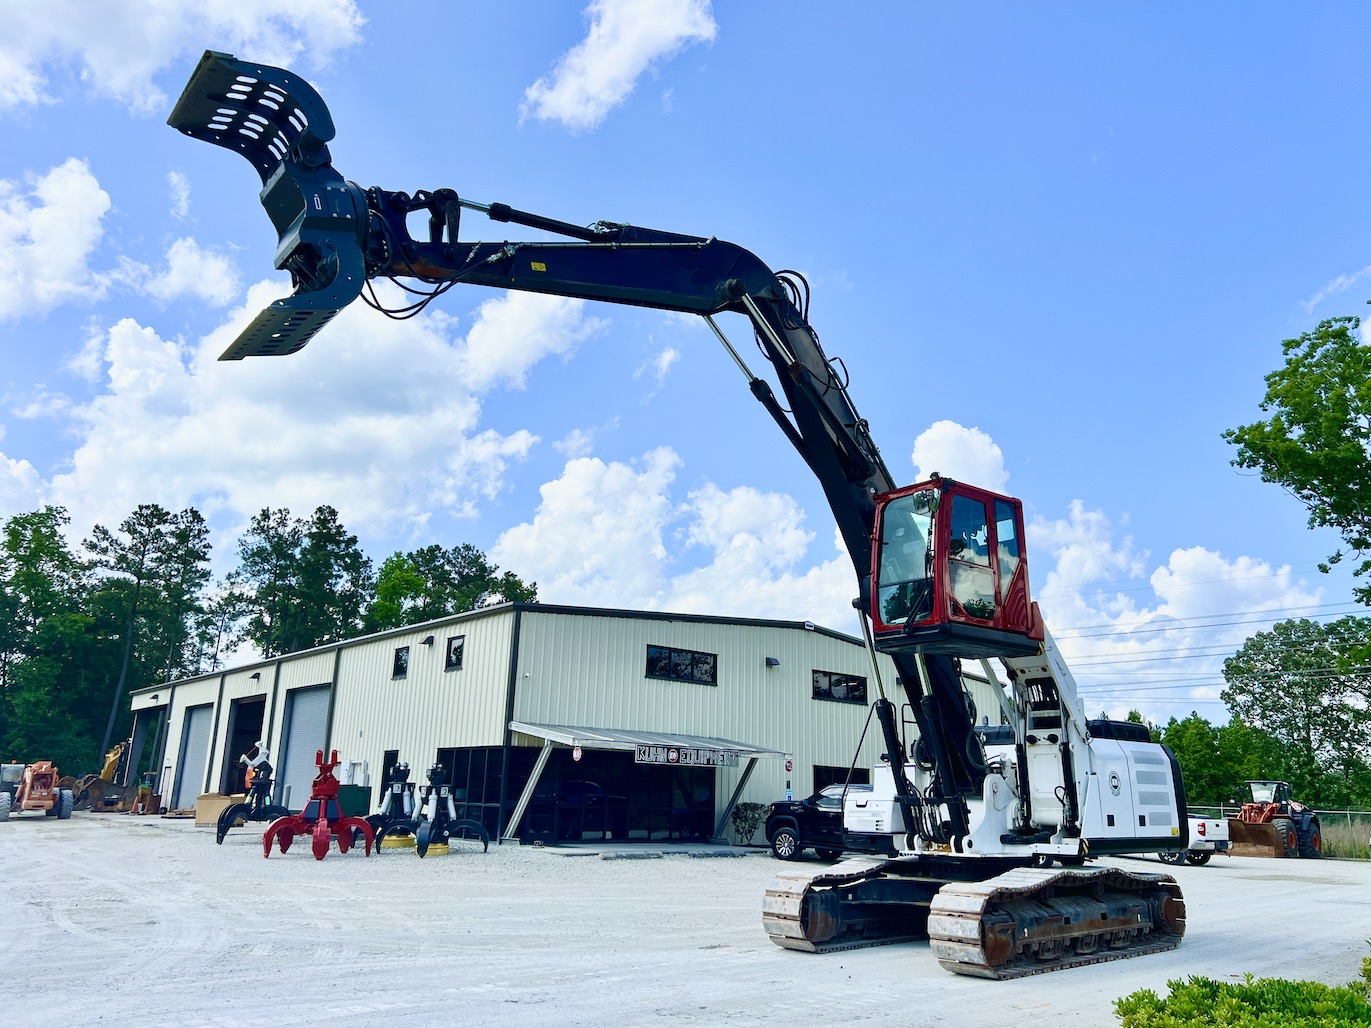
[[168, 51, 1188, 978]]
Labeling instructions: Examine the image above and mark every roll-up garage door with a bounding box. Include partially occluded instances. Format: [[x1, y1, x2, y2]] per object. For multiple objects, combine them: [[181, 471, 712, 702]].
[[277, 686, 331, 811], [173, 704, 213, 810]]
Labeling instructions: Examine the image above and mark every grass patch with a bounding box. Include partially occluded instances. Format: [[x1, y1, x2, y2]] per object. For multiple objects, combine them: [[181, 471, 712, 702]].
[[1321, 818, 1371, 860]]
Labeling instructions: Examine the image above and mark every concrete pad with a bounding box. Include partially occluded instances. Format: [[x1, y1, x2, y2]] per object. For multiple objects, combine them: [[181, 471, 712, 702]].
[[2, 814, 1368, 1026]]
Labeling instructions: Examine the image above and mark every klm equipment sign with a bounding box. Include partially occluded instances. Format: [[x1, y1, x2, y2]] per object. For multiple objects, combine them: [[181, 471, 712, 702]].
[[635, 745, 739, 767]]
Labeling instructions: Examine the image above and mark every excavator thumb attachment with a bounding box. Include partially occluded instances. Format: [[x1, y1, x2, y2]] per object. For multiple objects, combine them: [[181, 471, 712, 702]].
[[167, 51, 368, 359]]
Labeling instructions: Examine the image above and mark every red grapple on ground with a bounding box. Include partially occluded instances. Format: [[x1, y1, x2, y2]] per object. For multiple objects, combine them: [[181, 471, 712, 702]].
[[262, 749, 375, 860]]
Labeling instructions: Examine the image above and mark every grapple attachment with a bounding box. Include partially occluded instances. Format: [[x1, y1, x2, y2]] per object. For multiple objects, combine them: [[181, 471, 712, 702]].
[[167, 51, 368, 360]]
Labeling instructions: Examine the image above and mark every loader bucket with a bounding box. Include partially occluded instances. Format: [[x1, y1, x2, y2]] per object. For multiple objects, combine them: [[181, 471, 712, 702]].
[[167, 51, 368, 360], [1227, 818, 1284, 858]]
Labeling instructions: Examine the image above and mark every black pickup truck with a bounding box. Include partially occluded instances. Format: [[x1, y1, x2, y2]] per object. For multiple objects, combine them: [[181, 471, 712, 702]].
[[765, 783, 872, 861]]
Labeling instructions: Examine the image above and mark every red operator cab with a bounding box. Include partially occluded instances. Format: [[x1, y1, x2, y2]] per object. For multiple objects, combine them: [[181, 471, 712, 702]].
[[869, 475, 1045, 659]]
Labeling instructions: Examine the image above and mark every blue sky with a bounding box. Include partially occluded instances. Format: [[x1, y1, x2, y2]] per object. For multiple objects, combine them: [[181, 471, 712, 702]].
[[2, 2, 1367, 725]]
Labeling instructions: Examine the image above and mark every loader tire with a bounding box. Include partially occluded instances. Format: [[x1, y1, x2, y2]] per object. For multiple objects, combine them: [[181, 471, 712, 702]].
[[1298, 821, 1323, 859], [1272, 817, 1297, 857], [0, 793, 10, 821], [57, 789, 74, 819]]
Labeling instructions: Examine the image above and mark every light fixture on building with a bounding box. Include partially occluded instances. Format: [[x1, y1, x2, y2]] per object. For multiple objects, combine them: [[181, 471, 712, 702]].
[[765, 657, 780, 668], [420, 635, 435, 646], [249, 672, 261, 680]]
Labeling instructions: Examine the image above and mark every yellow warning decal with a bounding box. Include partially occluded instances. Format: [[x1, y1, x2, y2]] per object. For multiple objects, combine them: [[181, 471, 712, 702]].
[[530, 261, 547, 272], [1171, 826, 1180, 836]]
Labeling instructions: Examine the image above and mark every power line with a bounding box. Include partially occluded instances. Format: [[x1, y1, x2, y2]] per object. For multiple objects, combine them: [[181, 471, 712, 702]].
[[1035, 561, 1336, 599], [1052, 603, 1365, 640]]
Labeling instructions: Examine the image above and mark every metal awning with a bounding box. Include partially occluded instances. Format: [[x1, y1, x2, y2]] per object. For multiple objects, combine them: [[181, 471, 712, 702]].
[[502, 722, 786, 843], [508, 722, 787, 761]]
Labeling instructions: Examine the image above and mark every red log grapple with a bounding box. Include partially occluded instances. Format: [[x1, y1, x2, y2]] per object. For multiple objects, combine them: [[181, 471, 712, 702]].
[[263, 749, 375, 860]]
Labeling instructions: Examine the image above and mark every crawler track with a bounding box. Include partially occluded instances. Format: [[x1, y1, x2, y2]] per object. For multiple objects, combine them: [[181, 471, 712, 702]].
[[763, 858, 1184, 977], [927, 866, 1184, 979]]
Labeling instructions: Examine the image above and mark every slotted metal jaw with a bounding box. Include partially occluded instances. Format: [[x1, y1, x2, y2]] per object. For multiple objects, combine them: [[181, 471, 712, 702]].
[[168, 51, 367, 359]]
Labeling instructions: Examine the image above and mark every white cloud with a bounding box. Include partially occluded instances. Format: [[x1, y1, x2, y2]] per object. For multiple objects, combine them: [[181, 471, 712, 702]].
[[910, 420, 1009, 492], [110, 236, 240, 306], [0, 158, 111, 320], [493, 447, 681, 605], [520, 0, 716, 131], [462, 292, 608, 390], [0, 1, 364, 115], [43, 279, 603, 548], [1029, 502, 1323, 725], [1302, 265, 1371, 314], [634, 345, 679, 387], [555, 428, 598, 459], [168, 171, 191, 220], [492, 449, 862, 632], [0, 450, 44, 518]]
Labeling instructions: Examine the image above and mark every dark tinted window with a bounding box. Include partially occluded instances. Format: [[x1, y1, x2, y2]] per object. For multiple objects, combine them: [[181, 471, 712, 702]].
[[812, 670, 866, 704], [646, 644, 718, 686]]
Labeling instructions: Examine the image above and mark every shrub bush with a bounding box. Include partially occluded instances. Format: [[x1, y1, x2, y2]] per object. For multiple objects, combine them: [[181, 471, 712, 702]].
[[1115, 945, 1371, 1026], [730, 801, 767, 845]]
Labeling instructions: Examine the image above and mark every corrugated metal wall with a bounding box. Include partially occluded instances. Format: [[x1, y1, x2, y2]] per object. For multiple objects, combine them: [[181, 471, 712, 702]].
[[136, 603, 1022, 829], [512, 611, 889, 806], [327, 610, 514, 776], [156, 677, 217, 801]]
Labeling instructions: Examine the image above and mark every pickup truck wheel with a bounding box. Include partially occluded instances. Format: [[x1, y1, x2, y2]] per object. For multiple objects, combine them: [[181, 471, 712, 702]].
[[770, 827, 802, 860], [1158, 850, 1186, 865], [1184, 851, 1211, 866], [816, 849, 841, 862]]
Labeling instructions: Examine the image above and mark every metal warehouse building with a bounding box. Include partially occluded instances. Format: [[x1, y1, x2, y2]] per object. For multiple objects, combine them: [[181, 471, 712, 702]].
[[127, 603, 1004, 845]]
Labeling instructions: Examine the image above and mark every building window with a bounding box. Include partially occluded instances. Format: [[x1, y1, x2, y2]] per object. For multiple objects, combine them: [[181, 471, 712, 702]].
[[812, 669, 866, 704], [645, 644, 717, 686], [445, 635, 465, 672], [392, 646, 410, 679], [812, 764, 872, 794]]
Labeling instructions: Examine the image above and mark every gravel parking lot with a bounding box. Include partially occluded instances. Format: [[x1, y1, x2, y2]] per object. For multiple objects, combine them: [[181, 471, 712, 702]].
[[3, 813, 1369, 1027]]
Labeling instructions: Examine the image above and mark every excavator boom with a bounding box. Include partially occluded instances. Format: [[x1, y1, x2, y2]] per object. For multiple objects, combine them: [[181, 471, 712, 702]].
[[170, 49, 1186, 977]]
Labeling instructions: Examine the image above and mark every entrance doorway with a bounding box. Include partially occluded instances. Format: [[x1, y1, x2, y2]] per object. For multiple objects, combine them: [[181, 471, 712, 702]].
[[220, 696, 266, 794], [519, 749, 715, 843]]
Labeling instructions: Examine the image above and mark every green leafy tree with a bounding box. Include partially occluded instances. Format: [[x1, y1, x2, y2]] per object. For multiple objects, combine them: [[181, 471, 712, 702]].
[[1220, 616, 1371, 807], [1215, 716, 1288, 804], [86, 504, 211, 761], [0, 507, 105, 770], [1160, 713, 1226, 807], [367, 543, 536, 631], [286, 505, 373, 651], [236, 507, 304, 658], [149, 509, 212, 682], [1223, 316, 1371, 602], [194, 577, 251, 673], [236, 506, 374, 655]]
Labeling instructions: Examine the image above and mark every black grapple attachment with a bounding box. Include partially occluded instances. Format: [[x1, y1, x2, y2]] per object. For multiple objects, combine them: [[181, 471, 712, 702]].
[[167, 50, 367, 359]]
